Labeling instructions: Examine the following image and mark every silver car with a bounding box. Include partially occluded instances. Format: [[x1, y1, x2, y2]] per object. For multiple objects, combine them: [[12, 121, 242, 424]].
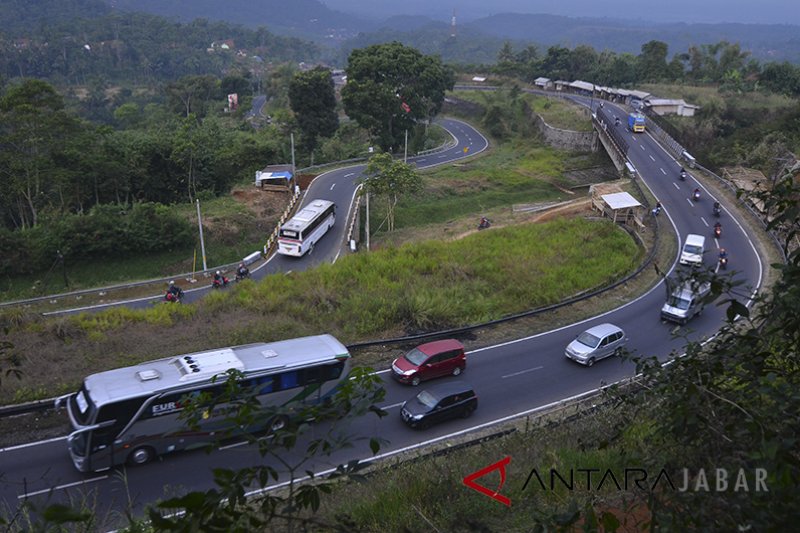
[[565, 323, 627, 366]]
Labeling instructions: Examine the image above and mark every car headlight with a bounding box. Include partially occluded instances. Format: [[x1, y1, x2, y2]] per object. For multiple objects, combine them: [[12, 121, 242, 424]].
[[411, 414, 423, 421]]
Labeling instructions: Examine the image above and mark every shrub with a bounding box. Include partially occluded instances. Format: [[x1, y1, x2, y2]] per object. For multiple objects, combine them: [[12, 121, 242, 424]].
[[0, 203, 194, 274]]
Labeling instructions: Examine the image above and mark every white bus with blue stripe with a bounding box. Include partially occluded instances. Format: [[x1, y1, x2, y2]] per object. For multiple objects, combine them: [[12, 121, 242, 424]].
[[58, 334, 351, 472], [278, 199, 336, 257]]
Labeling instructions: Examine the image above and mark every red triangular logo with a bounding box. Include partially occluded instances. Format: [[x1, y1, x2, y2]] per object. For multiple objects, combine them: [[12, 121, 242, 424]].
[[462, 456, 512, 506]]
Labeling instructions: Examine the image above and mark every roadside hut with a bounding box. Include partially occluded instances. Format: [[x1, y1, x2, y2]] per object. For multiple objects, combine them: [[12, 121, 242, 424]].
[[590, 184, 645, 231], [255, 164, 295, 192]]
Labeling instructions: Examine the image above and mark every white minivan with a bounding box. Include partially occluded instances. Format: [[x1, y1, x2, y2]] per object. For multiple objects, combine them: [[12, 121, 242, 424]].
[[679, 234, 705, 266]]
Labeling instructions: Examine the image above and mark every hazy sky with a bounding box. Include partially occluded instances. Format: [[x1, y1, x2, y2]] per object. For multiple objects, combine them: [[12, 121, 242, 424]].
[[322, 0, 800, 26]]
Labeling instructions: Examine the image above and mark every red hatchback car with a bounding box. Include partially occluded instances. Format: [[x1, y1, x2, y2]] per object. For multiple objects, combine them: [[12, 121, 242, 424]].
[[391, 339, 466, 386]]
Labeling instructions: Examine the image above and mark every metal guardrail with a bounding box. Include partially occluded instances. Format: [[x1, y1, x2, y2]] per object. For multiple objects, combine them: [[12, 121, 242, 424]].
[[345, 185, 363, 248], [0, 258, 252, 311], [263, 187, 301, 255]]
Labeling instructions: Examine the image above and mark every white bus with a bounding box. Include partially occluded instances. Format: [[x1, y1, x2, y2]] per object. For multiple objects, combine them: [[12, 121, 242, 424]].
[[278, 199, 336, 257], [57, 334, 351, 472]]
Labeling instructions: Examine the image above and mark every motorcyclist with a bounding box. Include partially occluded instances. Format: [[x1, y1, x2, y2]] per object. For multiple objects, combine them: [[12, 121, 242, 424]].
[[213, 270, 227, 287], [166, 280, 182, 301], [236, 262, 250, 280], [714, 221, 722, 234], [652, 201, 662, 216], [693, 188, 701, 200], [719, 248, 728, 259], [713, 201, 721, 215], [479, 216, 491, 229]]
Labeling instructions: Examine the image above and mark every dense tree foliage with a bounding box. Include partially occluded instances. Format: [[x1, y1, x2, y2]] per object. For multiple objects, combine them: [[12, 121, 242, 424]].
[[341, 42, 454, 151], [0, 202, 193, 275], [493, 39, 800, 97], [288, 67, 339, 154], [0, 78, 279, 226], [0, 9, 319, 86]]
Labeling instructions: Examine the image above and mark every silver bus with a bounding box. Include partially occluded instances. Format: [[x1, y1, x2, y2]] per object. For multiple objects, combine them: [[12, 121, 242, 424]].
[[278, 199, 336, 257], [57, 334, 351, 472]]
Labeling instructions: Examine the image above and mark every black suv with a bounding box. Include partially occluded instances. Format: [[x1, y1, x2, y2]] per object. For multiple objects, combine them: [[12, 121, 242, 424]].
[[400, 381, 478, 429]]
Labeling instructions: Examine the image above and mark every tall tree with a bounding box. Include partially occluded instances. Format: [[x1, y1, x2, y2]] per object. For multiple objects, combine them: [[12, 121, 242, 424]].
[[637, 40, 670, 81], [288, 67, 339, 155], [341, 42, 453, 151], [360, 152, 422, 232], [0, 79, 80, 227], [540, 45, 572, 80], [166, 75, 219, 119]]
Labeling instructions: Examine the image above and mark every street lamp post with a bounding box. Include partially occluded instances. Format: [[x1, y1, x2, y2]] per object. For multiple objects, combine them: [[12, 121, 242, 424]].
[[196, 199, 208, 272]]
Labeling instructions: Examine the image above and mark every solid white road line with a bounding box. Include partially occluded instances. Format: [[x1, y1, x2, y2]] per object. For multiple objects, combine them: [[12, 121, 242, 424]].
[[19, 475, 108, 499], [0, 435, 66, 453], [502, 366, 544, 379]]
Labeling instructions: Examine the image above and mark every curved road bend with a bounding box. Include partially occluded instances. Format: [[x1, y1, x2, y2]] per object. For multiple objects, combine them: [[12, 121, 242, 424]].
[[0, 110, 763, 528]]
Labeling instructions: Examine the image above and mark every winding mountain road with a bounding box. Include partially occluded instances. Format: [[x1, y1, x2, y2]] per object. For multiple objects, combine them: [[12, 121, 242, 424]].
[[0, 103, 763, 529]]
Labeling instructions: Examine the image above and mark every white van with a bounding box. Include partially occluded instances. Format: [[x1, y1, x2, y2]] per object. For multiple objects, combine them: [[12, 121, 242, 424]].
[[679, 234, 705, 266], [661, 280, 711, 324]]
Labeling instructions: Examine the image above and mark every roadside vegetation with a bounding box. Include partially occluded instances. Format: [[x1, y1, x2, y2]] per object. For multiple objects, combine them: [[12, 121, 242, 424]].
[[368, 87, 613, 248], [0, 191, 287, 300], [0, 216, 639, 405], [455, 88, 594, 132]]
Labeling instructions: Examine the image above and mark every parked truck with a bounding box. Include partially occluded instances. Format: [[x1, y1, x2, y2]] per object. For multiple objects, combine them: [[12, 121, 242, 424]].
[[661, 280, 711, 325], [627, 112, 646, 133]]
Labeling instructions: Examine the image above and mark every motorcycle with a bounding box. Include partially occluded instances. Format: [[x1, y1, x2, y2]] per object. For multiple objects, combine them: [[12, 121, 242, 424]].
[[713, 204, 721, 217], [719, 256, 728, 270], [235, 270, 250, 282], [212, 276, 229, 289], [714, 225, 722, 239], [693, 190, 701, 202], [165, 289, 184, 303], [679, 170, 687, 181], [478, 217, 492, 230]]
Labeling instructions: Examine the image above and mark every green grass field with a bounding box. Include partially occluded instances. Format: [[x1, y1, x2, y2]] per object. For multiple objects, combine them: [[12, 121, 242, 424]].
[[2, 217, 640, 404]]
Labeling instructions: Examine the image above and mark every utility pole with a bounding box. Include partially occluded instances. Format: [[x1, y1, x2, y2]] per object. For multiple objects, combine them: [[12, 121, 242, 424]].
[[196, 199, 208, 271], [365, 191, 370, 251], [290, 132, 296, 177], [404, 129, 408, 163]]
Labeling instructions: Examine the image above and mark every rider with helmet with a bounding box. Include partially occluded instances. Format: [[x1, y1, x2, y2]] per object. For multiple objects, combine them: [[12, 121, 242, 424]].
[[236, 262, 250, 281]]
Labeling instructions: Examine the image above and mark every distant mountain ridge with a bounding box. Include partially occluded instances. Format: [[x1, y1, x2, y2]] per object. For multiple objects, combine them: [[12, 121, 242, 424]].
[[108, 0, 366, 42], [16, 0, 789, 64], [465, 13, 800, 62]]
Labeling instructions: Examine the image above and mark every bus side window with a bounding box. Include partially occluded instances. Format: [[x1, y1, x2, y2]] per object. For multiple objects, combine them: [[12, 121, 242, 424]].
[[97, 398, 146, 424], [279, 371, 299, 390], [254, 375, 276, 394], [327, 362, 345, 380]]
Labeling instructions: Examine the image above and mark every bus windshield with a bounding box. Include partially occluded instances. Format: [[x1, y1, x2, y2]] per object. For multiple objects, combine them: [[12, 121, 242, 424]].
[[71, 386, 96, 426]]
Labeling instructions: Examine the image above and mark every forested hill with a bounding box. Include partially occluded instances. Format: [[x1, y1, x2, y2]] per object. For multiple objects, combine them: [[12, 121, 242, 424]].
[[0, 0, 321, 84], [465, 14, 800, 63], [0, 0, 111, 35], [109, 0, 367, 42]]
